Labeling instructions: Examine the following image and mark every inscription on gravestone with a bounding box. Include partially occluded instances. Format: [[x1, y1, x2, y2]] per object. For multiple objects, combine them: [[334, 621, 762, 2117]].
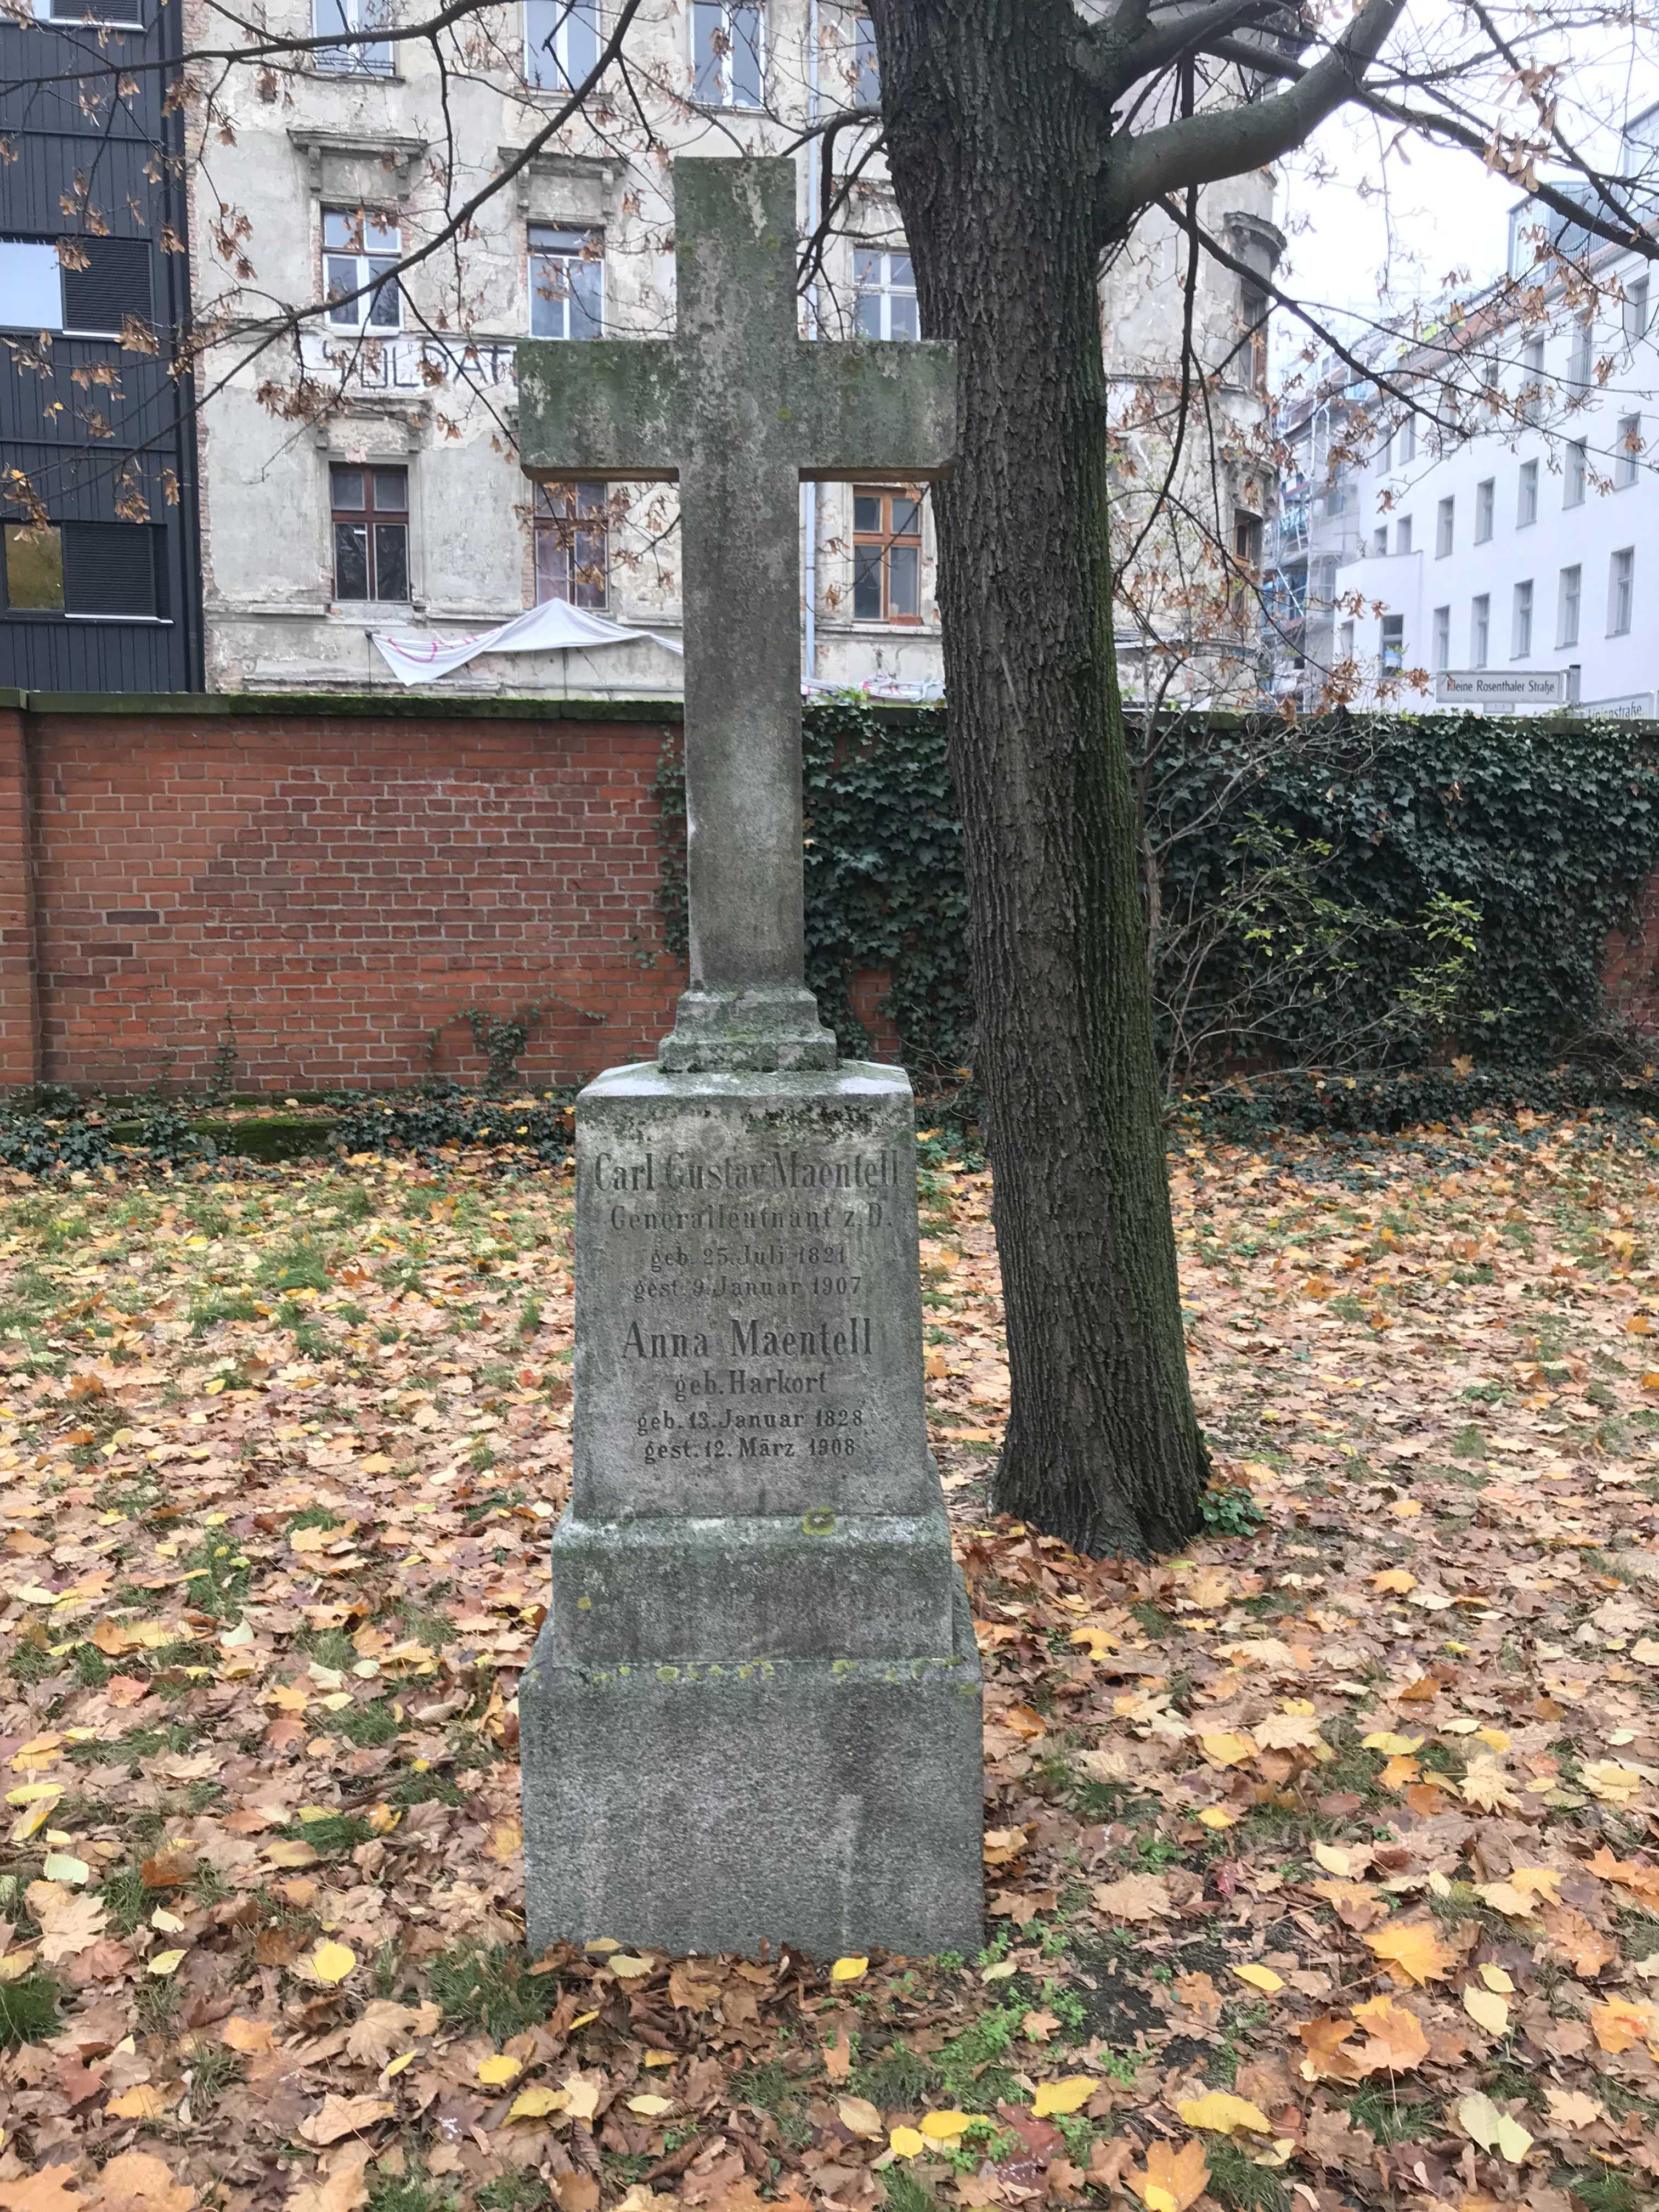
[[516, 154, 982, 1960]]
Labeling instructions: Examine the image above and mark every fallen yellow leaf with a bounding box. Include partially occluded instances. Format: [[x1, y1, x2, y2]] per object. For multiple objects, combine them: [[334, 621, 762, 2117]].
[[477, 2055, 522, 2086], [1363, 1921, 1453, 1987], [1030, 2076, 1096, 2118], [308, 1940, 358, 1986], [626, 2094, 673, 2118], [831, 1955, 868, 1983], [1231, 1964, 1283, 1994], [1126, 2138, 1209, 2212], [1175, 2092, 1271, 2136], [1458, 2091, 1533, 2163], [888, 2128, 926, 2158], [508, 2086, 569, 2121], [1463, 1985, 1510, 2036], [919, 2111, 975, 2142]]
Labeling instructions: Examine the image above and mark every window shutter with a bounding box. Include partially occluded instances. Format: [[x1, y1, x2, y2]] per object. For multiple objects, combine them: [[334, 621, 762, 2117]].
[[63, 522, 160, 616], [60, 238, 152, 334]]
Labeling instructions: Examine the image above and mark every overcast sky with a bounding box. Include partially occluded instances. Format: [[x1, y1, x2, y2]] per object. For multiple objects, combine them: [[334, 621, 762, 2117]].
[[1268, 21, 1659, 369]]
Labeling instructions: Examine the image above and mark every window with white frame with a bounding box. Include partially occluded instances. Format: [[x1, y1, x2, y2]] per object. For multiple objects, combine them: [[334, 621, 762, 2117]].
[[1369, 524, 1387, 558], [528, 226, 602, 338], [1625, 274, 1650, 347], [692, 1, 763, 106], [1338, 618, 1355, 663], [1565, 439, 1587, 506], [854, 249, 917, 341], [534, 483, 608, 608], [42, 0, 143, 24], [1558, 564, 1581, 648], [1517, 459, 1538, 526], [1474, 477, 1494, 542], [1471, 592, 1489, 666], [1570, 312, 1594, 385], [524, 0, 600, 90], [1380, 613, 1404, 673], [1396, 515, 1412, 555], [1397, 416, 1417, 464], [323, 210, 401, 333], [1511, 578, 1533, 658], [1616, 413, 1643, 488], [1610, 545, 1635, 635], [1432, 604, 1449, 670], [314, 0, 393, 75], [1436, 496, 1454, 556], [1520, 334, 1544, 423]]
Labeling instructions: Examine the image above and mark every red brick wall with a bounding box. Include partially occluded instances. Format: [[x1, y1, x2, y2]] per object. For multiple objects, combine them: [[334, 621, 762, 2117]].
[[19, 703, 686, 1094]]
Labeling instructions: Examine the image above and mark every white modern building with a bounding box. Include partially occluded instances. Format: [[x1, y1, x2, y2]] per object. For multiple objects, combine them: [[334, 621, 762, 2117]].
[[1271, 101, 1659, 716], [168, 0, 1281, 698]]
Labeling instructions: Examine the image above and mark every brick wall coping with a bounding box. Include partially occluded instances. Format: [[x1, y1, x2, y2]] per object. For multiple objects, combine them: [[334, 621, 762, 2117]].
[[3, 692, 1657, 738], [0, 689, 683, 722]]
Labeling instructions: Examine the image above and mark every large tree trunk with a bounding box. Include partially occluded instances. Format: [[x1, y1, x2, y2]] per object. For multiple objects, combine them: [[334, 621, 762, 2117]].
[[868, 0, 1209, 1555]]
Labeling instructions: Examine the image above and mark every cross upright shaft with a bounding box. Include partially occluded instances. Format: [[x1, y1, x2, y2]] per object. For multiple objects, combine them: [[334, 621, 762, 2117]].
[[518, 156, 957, 1072]]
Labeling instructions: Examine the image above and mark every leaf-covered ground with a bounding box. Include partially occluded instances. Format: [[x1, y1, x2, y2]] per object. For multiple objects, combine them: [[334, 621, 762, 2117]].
[[0, 1113, 1656, 2212]]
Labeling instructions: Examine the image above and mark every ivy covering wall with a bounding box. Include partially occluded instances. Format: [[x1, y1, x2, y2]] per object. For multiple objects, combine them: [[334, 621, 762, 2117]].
[[654, 703, 1659, 1088]]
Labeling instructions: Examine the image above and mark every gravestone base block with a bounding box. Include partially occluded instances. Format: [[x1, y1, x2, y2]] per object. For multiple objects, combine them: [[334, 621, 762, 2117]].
[[518, 1573, 984, 1959]]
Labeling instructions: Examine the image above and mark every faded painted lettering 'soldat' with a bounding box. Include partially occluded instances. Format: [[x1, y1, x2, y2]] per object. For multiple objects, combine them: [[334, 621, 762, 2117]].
[[518, 157, 955, 1074]]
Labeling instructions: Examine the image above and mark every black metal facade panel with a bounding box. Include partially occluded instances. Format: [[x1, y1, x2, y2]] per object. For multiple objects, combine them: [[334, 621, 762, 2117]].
[[0, 4, 203, 693]]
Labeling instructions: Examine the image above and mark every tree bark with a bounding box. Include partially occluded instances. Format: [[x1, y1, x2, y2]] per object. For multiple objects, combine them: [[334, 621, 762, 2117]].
[[868, 0, 1210, 1555]]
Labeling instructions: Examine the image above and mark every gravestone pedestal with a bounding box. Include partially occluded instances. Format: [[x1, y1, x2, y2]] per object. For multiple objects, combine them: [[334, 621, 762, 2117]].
[[520, 1062, 983, 1958]]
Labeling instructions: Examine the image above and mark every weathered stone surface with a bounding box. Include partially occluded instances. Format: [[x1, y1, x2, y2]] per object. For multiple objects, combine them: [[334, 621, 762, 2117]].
[[517, 1057, 984, 1955], [520, 1570, 984, 1960], [517, 155, 955, 1073], [570, 1062, 941, 1527]]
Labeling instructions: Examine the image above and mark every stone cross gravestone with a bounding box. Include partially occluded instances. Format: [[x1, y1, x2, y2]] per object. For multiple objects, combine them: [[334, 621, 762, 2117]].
[[515, 154, 983, 1959]]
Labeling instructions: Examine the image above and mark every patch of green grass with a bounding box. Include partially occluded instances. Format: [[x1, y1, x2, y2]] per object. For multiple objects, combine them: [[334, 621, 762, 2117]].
[[257, 1236, 333, 1294], [187, 2041, 244, 2115], [731, 2059, 812, 2147], [100, 1867, 150, 1935], [287, 1505, 343, 1534], [177, 1533, 252, 1621], [1205, 2142, 1288, 2212], [1130, 1600, 1173, 1639], [1552, 2171, 1639, 2212], [477, 2178, 549, 2212], [334, 1699, 400, 1747], [366, 2170, 459, 2212], [189, 1289, 261, 1335], [881, 2169, 936, 2212], [0, 1972, 59, 2045], [935, 2001, 1025, 2108], [1343, 2089, 1435, 2146], [281, 1812, 373, 1859], [854, 2040, 941, 2109], [426, 1941, 563, 2039]]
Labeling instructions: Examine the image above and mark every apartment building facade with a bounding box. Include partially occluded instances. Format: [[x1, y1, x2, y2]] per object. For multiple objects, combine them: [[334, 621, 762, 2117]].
[[1272, 104, 1659, 715], [185, 0, 1283, 698], [0, 0, 204, 690]]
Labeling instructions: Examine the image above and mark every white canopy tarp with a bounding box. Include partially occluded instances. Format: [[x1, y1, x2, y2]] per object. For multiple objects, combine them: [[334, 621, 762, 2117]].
[[371, 597, 684, 686]]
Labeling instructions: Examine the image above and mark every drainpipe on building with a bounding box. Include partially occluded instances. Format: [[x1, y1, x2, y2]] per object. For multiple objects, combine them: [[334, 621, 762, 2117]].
[[802, 0, 821, 689]]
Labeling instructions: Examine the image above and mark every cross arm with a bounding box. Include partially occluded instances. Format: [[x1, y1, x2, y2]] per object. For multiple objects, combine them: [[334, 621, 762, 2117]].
[[791, 341, 958, 485], [518, 338, 686, 483]]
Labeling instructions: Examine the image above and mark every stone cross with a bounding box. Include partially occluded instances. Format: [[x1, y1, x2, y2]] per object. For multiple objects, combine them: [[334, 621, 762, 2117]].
[[514, 155, 981, 1963], [518, 154, 956, 1073]]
